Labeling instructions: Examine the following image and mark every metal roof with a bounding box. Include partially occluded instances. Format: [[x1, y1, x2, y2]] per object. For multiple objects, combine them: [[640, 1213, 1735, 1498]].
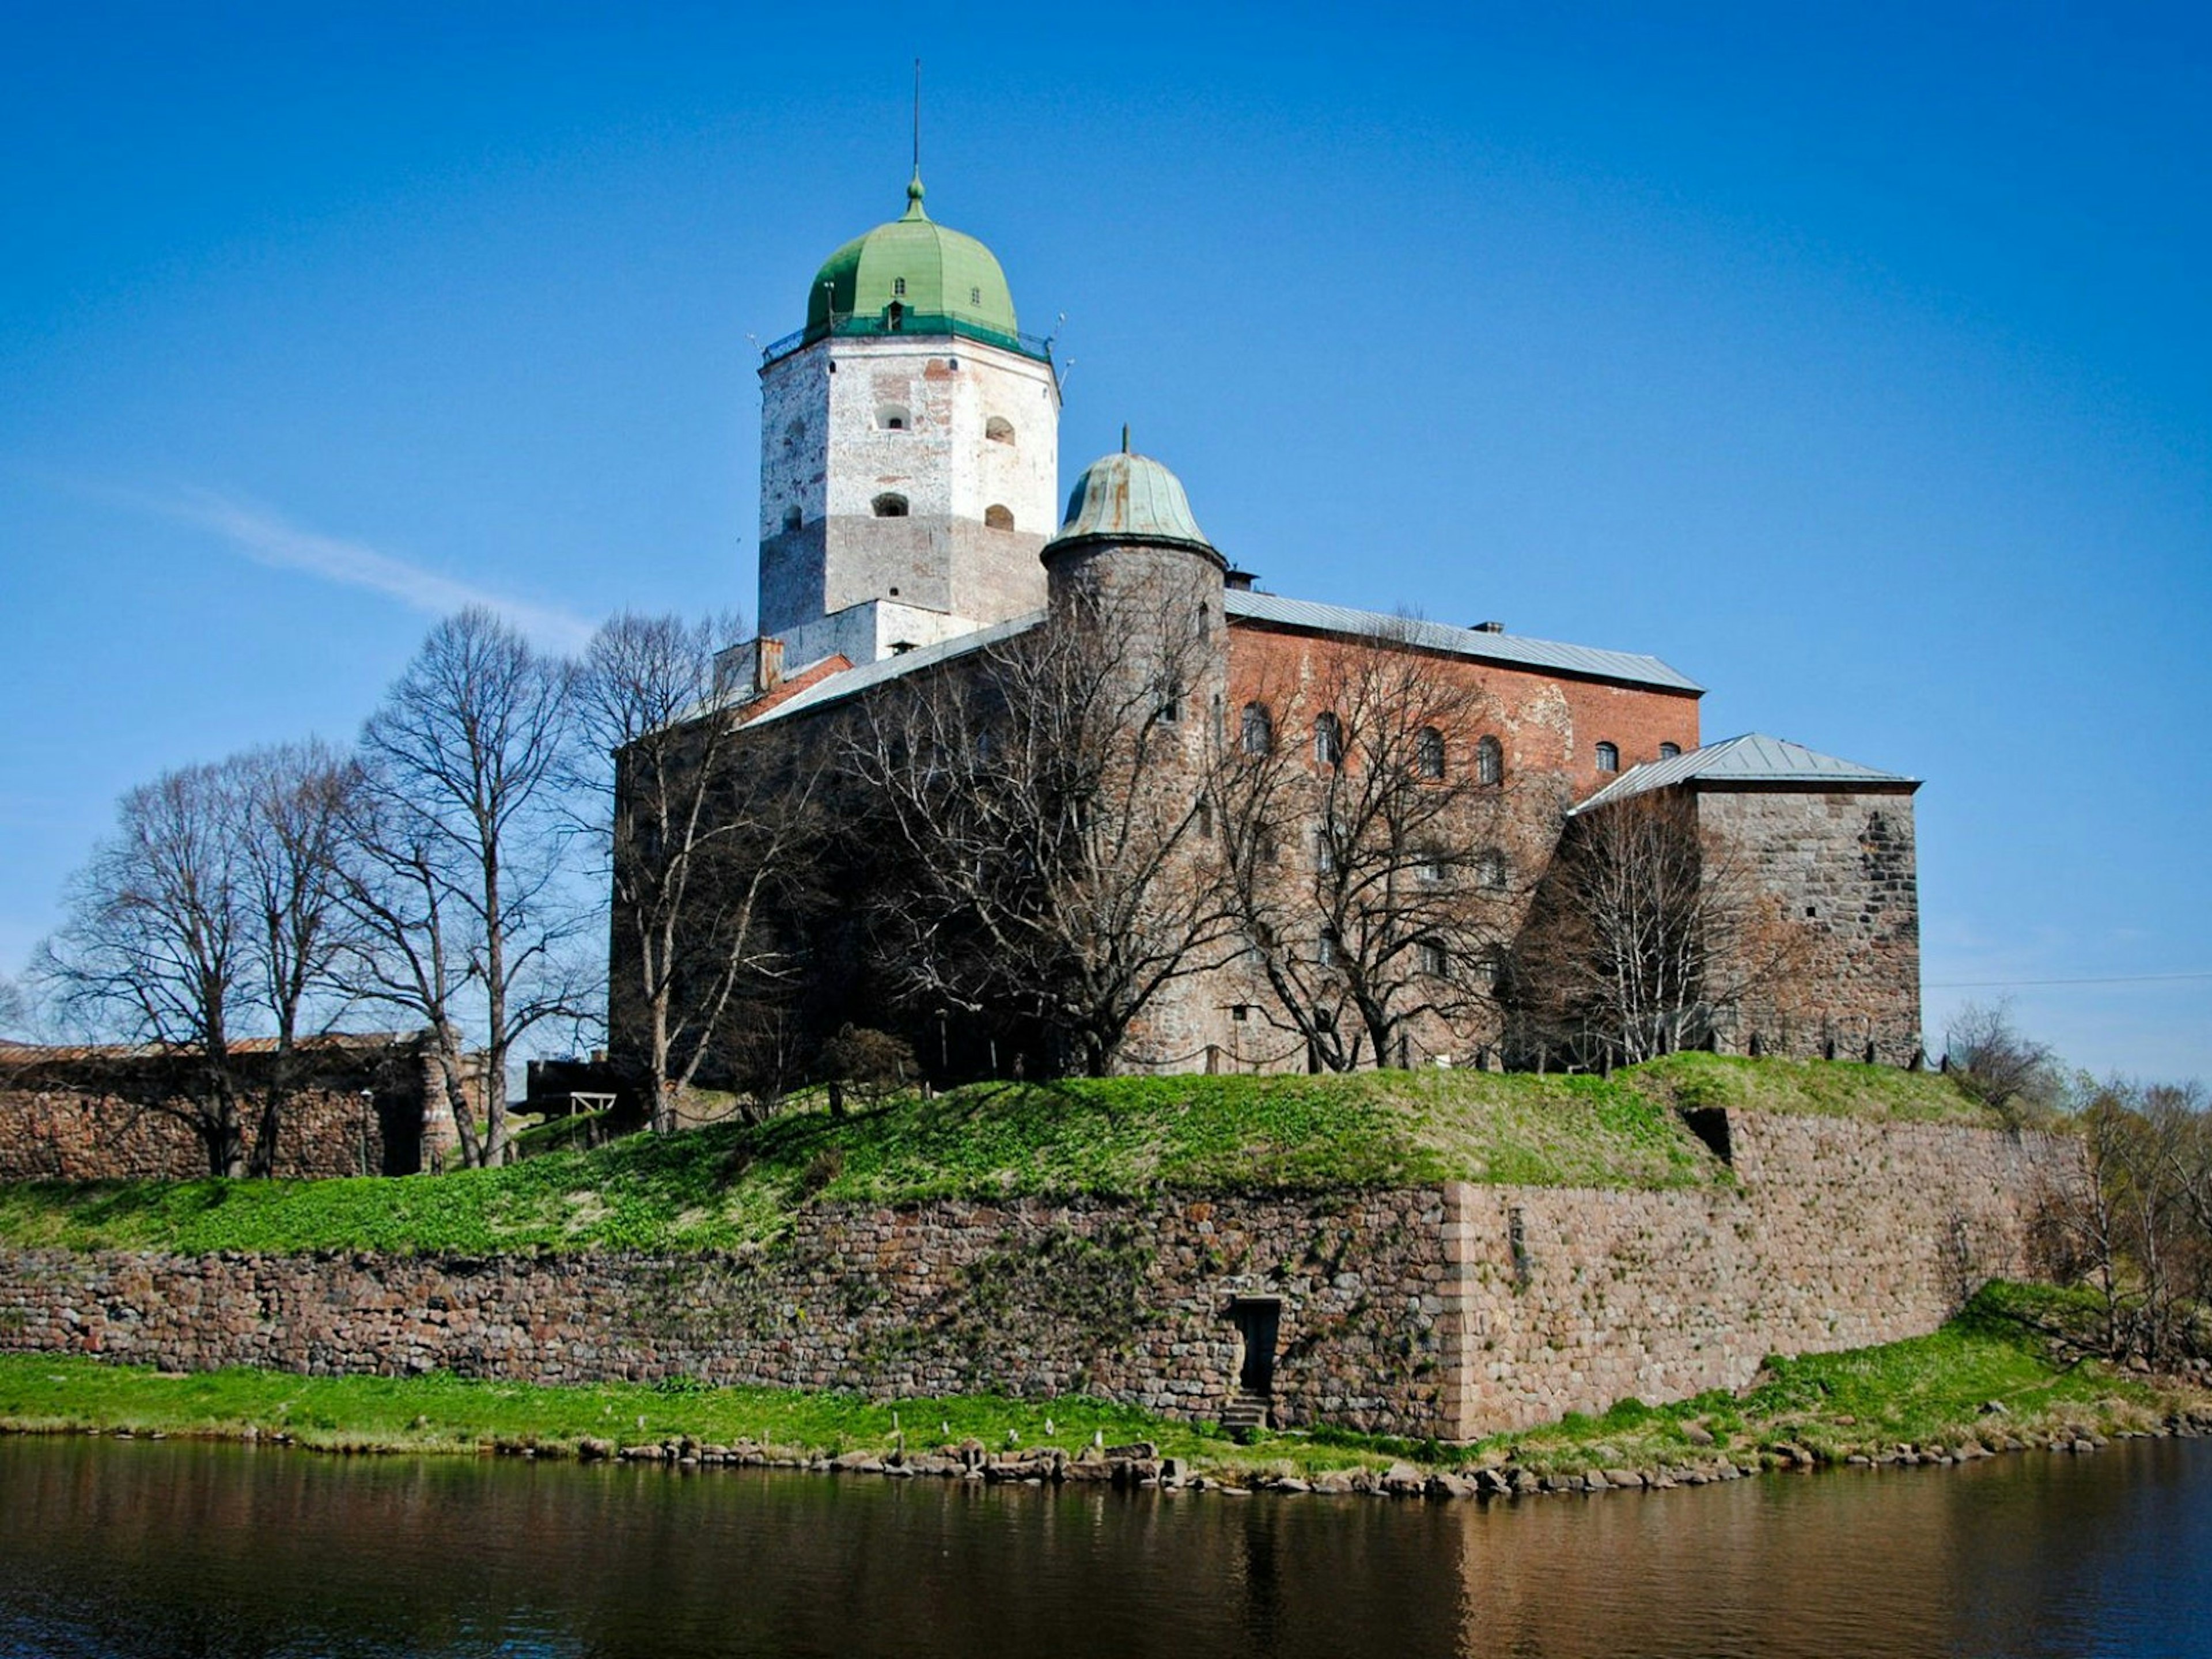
[[743, 611, 1044, 728], [1569, 732, 1918, 815], [1222, 590, 1702, 693]]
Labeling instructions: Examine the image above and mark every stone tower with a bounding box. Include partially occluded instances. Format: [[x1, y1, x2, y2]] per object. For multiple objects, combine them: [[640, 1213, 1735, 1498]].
[[754, 172, 1060, 669]]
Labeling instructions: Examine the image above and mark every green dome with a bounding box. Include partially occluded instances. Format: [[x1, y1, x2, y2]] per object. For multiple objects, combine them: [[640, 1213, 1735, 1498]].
[[801, 174, 1025, 352], [1046, 449, 1223, 563]]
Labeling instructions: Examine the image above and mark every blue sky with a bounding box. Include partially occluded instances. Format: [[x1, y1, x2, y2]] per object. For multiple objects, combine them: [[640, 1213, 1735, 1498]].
[[1, 2, 2205, 1080]]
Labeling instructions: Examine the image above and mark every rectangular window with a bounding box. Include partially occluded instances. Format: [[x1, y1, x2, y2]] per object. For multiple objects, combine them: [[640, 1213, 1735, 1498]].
[[1318, 929, 1341, 968]]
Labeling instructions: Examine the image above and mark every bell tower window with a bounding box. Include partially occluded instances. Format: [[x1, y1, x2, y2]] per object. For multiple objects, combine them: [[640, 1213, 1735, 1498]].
[[872, 493, 910, 518]]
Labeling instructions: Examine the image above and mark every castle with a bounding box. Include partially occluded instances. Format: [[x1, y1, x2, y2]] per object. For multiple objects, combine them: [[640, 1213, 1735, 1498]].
[[616, 168, 1925, 1082]]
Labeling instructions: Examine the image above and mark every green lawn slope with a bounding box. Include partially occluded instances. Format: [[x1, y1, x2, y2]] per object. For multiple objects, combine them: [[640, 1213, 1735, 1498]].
[[0, 1059, 1997, 1259]]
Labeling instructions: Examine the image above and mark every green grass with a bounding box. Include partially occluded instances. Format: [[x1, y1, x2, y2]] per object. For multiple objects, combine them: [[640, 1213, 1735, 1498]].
[[1627, 1052, 1997, 1126], [0, 1070, 1725, 1257], [1458, 1282, 2168, 1475], [0, 1285, 2188, 1483]]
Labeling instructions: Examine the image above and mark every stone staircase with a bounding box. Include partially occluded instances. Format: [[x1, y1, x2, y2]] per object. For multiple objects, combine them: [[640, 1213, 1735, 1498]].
[[1220, 1391, 1273, 1435]]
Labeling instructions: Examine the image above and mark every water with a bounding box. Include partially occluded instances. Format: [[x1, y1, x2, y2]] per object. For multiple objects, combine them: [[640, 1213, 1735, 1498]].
[[1, 1435, 2206, 1658]]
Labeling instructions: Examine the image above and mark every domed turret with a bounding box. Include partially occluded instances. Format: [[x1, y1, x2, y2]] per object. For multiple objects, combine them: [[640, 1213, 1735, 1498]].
[[1044, 446, 1224, 568], [801, 173, 1026, 354]]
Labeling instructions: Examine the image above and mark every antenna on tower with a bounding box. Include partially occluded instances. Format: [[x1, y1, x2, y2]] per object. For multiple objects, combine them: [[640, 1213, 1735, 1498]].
[[912, 58, 922, 179]]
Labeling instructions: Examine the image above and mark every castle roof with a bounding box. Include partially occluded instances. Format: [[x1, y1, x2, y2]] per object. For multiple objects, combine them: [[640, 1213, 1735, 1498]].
[[794, 173, 1032, 359], [1045, 450, 1221, 563], [1224, 590, 1702, 693], [1570, 732, 1918, 815], [743, 611, 1043, 729]]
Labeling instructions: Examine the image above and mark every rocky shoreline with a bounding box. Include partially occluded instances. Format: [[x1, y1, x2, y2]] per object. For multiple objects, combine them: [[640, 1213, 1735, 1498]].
[[12, 1401, 2211, 1501]]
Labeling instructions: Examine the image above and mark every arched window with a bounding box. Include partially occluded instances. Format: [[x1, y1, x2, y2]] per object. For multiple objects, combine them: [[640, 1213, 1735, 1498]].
[[1660, 741, 1682, 759], [983, 504, 1014, 531], [1475, 735, 1502, 786], [877, 404, 911, 431], [1476, 848, 1508, 892], [1417, 726, 1446, 780], [1315, 711, 1343, 767], [1240, 702, 1274, 757], [1595, 741, 1620, 773], [892, 276, 907, 297], [872, 493, 910, 518], [781, 505, 802, 533], [985, 416, 1016, 446]]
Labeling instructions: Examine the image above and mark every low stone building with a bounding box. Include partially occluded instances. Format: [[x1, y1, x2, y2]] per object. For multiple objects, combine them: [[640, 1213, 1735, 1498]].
[[0, 1032, 477, 1181]]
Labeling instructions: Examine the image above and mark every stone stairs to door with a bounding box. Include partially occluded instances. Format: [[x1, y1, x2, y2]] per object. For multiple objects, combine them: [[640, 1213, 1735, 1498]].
[[1220, 1391, 1272, 1435]]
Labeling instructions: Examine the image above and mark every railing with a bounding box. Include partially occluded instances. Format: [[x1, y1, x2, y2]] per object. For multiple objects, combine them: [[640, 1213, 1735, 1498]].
[[759, 311, 1056, 366]]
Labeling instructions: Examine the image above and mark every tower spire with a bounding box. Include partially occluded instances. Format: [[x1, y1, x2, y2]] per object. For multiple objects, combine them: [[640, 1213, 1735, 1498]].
[[904, 59, 927, 219]]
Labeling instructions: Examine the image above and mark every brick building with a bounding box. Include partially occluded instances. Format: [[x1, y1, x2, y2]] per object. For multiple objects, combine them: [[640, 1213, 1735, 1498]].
[[612, 170, 1922, 1080]]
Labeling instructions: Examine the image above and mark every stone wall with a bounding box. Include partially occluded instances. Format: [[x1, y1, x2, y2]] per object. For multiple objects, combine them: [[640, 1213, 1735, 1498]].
[[1437, 1111, 2081, 1435], [0, 1112, 2080, 1441], [0, 1086, 389, 1182], [0, 1190, 1455, 1438], [1698, 785, 1923, 1065]]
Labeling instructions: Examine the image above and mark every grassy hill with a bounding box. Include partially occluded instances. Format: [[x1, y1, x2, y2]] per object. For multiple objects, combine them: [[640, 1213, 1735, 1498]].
[[0, 1059, 1998, 1259]]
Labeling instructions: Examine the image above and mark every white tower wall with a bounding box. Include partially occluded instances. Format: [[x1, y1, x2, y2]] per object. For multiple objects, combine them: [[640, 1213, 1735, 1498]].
[[756, 333, 1059, 664]]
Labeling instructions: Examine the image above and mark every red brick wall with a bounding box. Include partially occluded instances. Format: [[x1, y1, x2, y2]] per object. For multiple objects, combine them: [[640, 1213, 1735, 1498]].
[[1223, 621, 1700, 802]]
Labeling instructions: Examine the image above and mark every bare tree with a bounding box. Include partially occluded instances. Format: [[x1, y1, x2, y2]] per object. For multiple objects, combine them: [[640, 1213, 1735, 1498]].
[[579, 612, 825, 1133], [234, 741, 357, 1176], [35, 746, 355, 1176], [37, 763, 253, 1173], [342, 608, 585, 1166], [0, 972, 26, 1037], [1212, 623, 1518, 1071], [1946, 1000, 2060, 1122], [1512, 787, 1815, 1065], [2052, 1078, 2211, 1363], [845, 573, 1240, 1076]]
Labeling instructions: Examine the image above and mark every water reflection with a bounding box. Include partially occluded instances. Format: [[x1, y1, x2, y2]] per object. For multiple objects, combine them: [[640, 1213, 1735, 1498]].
[[0, 1435, 2204, 1657]]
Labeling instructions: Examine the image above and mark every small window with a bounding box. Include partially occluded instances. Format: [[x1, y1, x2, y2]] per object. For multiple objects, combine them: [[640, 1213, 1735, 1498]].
[[984, 416, 1015, 446], [1240, 702, 1274, 757], [1318, 929, 1342, 969], [1316, 827, 1336, 873], [1415, 853, 1445, 885], [1417, 726, 1445, 781], [887, 301, 905, 330], [1315, 712, 1343, 767], [893, 276, 907, 297], [969, 285, 982, 305], [1475, 951, 1504, 991], [1418, 940, 1448, 978], [872, 493, 910, 518], [1195, 798, 1213, 838], [1476, 848, 1508, 892], [1230, 1003, 1250, 1023], [781, 505, 802, 533], [1475, 735, 1502, 786], [877, 404, 911, 431], [1596, 741, 1620, 773], [983, 504, 1014, 531], [1660, 741, 1682, 759]]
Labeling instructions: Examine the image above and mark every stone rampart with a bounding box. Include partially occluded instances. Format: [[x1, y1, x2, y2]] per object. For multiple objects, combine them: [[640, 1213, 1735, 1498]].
[[0, 1112, 2082, 1441]]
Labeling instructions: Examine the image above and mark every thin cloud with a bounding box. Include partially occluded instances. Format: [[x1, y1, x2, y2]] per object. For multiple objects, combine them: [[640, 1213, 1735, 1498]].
[[163, 487, 595, 650]]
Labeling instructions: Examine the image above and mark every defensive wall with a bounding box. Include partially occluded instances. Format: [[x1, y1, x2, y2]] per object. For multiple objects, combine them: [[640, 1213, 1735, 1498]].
[[0, 1111, 2080, 1440]]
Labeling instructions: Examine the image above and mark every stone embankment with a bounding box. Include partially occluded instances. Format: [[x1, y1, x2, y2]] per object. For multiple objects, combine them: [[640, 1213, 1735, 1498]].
[[0, 1110, 2086, 1441]]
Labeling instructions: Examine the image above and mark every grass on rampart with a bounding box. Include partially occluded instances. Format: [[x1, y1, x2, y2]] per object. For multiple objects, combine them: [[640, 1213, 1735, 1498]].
[[1625, 1052, 1998, 1125], [0, 1285, 2187, 1484], [0, 1058, 1997, 1260]]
